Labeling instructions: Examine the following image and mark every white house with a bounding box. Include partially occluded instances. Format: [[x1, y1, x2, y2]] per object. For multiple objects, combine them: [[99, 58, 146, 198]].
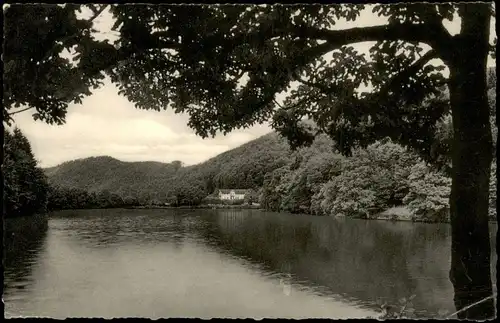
[[218, 189, 247, 200]]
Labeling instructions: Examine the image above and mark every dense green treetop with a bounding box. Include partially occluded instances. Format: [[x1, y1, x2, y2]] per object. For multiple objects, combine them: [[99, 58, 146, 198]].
[[3, 127, 49, 218], [4, 4, 495, 166]]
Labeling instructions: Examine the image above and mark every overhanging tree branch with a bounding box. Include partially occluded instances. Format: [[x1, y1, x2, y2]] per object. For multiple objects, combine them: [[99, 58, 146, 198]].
[[290, 48, 443, 146], [376, 48, 440, 98], [145, 19, 449, 65], [7, 107, 34, 116], [103, 17, 453, 93], [296, 77, 331, 93], [289, 22, 452, 51], [87, 4, 109, 24], [87, 4, 107, 17], [38, 5, 109, 64]]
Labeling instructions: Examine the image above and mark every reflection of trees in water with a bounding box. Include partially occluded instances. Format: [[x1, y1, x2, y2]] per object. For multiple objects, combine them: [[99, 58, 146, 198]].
[[4, 215, 48, 291], [171, 214, 186, 249], [50, 209, 192, 249], [405, 227, 454, 315], [37, 209, 496, 317], [216, 210, 247, 232], [199, 211, 460, 317], [205, 210, 313, 272]]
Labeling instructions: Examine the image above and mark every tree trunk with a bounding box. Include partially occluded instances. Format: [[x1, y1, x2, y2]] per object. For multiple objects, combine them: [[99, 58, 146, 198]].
[[445, 4, 495, 319]]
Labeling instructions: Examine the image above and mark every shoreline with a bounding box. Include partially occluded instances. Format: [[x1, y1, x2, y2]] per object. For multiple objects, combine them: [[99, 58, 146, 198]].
[[44, 206, 497, 225], [128, 204, 263, 210], [124, 205, 488, 225], [127, 205, 445, 223]]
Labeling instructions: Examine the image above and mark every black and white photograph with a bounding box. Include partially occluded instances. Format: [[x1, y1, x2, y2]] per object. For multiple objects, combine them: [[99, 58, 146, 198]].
[[2, 2, 497, 319]]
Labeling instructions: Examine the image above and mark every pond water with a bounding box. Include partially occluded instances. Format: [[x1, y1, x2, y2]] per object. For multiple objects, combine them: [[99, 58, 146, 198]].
[[3, 209, 497, 318]]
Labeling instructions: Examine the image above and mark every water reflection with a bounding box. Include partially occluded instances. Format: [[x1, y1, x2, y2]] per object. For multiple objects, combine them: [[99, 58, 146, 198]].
[[48, 209, 197, 249], [4, 215, 48, 299], [3, 209, 496, 318], [199, 210, 497, 317], [5, 209, 379, 319]]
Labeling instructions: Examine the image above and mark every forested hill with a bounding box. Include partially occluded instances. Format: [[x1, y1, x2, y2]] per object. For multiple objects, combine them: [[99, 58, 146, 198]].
[[44, 156, 181, 194], [44, 132, 295, 203]]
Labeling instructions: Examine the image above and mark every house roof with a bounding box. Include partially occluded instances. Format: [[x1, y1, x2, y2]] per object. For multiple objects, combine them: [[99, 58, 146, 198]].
[[218, 189, 248, 194]]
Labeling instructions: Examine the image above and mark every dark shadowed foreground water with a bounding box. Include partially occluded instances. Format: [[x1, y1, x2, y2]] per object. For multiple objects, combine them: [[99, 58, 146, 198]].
[[4, 209, 497, 319]]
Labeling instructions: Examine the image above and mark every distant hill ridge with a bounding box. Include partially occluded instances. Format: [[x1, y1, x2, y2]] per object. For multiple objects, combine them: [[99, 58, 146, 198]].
[[44, 132, 296, 200]]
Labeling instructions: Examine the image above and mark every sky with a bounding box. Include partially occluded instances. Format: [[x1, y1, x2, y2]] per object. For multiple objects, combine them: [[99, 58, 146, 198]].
[[10, 4, 496, 168]]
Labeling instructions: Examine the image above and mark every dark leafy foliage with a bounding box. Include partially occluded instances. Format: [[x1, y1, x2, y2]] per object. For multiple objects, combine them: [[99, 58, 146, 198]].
[[3, 127, 49, 218], [5, 4, 493, 167], [258, 135, 468, 221], [3, 4, 110, 125]]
